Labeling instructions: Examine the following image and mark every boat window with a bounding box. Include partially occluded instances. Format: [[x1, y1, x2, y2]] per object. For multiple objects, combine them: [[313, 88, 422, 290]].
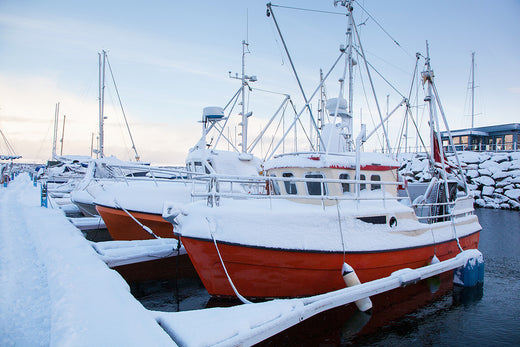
[[359, 174, 366, 191], [282, 172, 297, 195], [339, 173, 350, 193], [371, 175, 381, 190], [269, 174, 280, 195], [305, 172, 327, 196], [194, 161, 204, 174]]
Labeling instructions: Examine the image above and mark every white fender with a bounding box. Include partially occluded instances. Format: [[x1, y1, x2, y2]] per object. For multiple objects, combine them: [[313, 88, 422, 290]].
[[342, 263, 373, 312]]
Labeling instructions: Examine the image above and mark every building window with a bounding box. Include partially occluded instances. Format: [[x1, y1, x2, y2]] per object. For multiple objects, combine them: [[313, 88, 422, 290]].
[[496, 137, 503, 150], [505, 134, 513, 150], [282, 172, 297, 195], [339, 173, 350, 193], [370, 175, 381, 190], [305, 172, 327, 196]]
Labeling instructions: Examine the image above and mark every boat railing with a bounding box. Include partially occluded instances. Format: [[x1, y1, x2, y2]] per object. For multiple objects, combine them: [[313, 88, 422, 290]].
[[192, 173, 473, 224], [412, 193, 477, 224], [86, 164, 210, 191], [189, 173, 410, 208]]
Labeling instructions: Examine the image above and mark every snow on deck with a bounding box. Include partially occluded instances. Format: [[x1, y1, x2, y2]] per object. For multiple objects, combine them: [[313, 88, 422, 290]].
[[172, 197, 479, 252], [93, 180, 193, 214], [264, 151, 399, 170], [92, 238, 184, 268]]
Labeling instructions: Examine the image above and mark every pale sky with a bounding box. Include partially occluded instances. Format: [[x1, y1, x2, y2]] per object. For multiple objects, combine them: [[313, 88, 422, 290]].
[[1, 0, 519, 165]]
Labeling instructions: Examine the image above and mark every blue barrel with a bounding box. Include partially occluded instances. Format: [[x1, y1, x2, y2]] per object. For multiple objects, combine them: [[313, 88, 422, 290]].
[[454, 256, 485, 287]]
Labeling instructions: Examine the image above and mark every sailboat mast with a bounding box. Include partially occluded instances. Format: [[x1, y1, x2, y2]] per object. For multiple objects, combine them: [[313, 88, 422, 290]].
[[471, 52, 475, 129], [52, 102, 59, 161], [60, 115, 66, 156], [98, 50, 106, 159]]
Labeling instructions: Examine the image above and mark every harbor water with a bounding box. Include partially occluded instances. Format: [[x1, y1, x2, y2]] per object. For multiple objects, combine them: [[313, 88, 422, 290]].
[[134, 209, 520, 346]]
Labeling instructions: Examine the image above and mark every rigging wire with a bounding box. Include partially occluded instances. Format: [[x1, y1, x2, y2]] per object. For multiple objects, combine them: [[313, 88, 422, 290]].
[[353, 0, 412, 58], [270, 3, 346, 16], [395, 55, 420, 154], [105, 54, 141, 161], [0, 128, 17, 156], [352, 46, 406, 99], [262, 105, 286, 161], [357, 57, 384, 151]]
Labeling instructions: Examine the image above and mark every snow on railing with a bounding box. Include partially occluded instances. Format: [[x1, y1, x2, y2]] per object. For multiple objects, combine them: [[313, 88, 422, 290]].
[[189, 173, 409, 208]]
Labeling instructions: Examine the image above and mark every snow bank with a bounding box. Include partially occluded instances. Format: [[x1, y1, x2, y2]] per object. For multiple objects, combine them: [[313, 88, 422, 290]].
[[0, 173, 174, 346], [399, 151, 520, 209]]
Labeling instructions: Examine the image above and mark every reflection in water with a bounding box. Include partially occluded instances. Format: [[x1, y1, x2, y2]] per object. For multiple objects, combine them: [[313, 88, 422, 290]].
[[257, 271, 485, 346], [452, 284, 484, 307]]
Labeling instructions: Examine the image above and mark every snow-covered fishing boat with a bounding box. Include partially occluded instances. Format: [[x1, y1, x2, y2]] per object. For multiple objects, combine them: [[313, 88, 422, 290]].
[[93, 40, 290, 241], [70, 156, 152, 217], [94, 143, 262, 240], [163, 1, 481, 299]]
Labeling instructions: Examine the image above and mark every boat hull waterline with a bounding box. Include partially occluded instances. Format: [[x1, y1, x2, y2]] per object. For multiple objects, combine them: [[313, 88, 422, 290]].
[[179, 229, 480, 298]]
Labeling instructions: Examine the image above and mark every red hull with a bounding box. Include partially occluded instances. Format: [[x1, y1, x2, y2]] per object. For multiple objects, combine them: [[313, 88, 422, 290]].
[[180, 231, 480, 298], [96, 205, 175, 240]]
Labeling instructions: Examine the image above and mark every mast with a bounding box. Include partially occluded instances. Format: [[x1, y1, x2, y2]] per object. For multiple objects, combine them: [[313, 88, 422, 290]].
[[52, 102, 59, 160], [346, 0, 354, 126], [423, 41, 436, 162], [90, 132, 94, 158], [241, 40, 247, 153], [60, 115, 66, 156], [98, 50, 106, 159], [471, 52, 475, 129], [229, 40, 257, 154]]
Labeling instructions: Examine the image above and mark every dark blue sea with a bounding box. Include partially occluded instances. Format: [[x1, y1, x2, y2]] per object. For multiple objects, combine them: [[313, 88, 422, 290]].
[[134, 209, 520, 346]]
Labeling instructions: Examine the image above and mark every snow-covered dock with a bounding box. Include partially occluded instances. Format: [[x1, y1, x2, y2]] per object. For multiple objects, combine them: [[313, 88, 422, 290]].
[[1, 174, 483, 346], [0, 174, 174, 346]]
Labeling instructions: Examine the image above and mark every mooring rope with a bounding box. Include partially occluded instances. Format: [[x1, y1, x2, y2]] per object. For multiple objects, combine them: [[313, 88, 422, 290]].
[[206, 217, 252, 304], [450, 214, 464, 252], [113, 199, 160, 239], [335, 198, 347, 264]]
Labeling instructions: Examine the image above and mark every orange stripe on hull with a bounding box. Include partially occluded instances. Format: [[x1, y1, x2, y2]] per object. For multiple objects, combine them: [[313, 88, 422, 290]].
[[181, 232, 480, 298], [96, 205, 176, 240]]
